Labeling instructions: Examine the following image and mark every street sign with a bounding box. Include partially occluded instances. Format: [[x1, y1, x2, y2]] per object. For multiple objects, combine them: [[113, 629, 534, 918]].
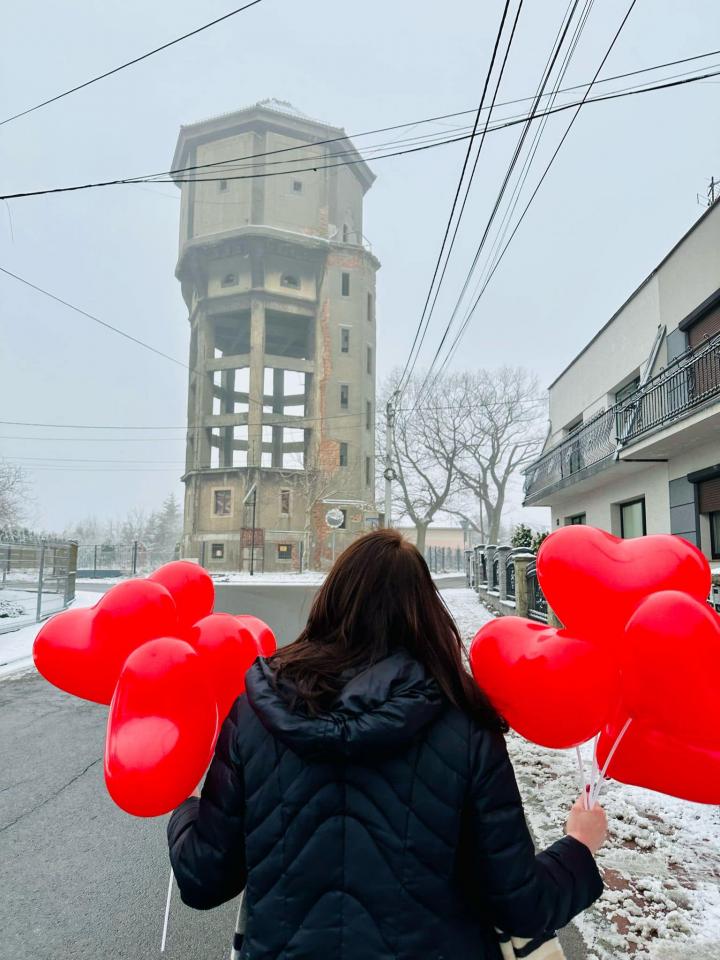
[[325, 508, 344, 529]]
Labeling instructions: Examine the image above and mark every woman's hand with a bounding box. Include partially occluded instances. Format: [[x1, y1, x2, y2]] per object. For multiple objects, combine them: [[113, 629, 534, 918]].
[[565, 793, 608, 855]]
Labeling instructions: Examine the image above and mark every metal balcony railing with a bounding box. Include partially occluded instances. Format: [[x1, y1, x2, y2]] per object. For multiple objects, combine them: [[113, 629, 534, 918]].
[[523, 407, 618, 500], [524, 332, 720, 502]]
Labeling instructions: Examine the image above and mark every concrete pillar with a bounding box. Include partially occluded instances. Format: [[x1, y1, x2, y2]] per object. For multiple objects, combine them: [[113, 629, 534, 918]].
[[485, 545, 498, 591], [196, 314, 215, 467], [512, 551, 536, 619], [248, 298, 265, 467], [496, 545, 512, 600], [473, 544, 484, 592], [271, 367, 284, 468]]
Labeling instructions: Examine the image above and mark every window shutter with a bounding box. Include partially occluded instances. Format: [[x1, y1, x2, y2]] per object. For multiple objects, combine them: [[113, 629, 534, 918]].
[[699, 477, 720, 513], [688, 306, 720, 348]]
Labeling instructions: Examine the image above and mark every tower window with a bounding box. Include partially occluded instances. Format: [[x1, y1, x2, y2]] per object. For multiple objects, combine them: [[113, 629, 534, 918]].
[[366, 346, 372, 374], [292, 180, 303, 193], [365, 455, 371, 486], [341, 328, 350, 353], [218, 180, 228, 192], [213, 489, 232, 516], [280, 274, 300, 289], [340, 384, 349, 409], [341, 273, 350, 297], [221, 273, 238, 287], [339, 442, 348, 467], [342, 225, 349, 243], [211, 543, 225, 560], [367, 292, 373, 321], [280, 489, 290, 515], [366, 400, 372, 430]]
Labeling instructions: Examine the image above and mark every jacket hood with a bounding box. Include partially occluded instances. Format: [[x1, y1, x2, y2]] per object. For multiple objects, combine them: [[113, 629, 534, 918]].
[[245, 649, 444, 759]]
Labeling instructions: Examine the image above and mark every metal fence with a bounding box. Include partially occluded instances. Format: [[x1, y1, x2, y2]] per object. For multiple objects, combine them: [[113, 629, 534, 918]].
[[526, 560, 548, 623], [76, 542, 177, 578], [0, 539, 77, 634], [425, 546, 464, 574]]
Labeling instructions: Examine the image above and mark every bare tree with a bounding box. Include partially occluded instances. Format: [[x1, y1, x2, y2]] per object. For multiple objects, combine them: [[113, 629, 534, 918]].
[[379, 372, 468, 554], [279, 454, 338, 567], [449, 367, 546, 544], [0, 460, 29, 533]]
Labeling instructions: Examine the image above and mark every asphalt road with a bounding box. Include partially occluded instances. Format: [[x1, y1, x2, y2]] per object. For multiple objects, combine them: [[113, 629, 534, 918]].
[[0, 577, 585, 960]]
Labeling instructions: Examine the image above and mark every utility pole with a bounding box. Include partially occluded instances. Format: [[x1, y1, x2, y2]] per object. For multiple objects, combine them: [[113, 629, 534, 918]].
[[710, 176, 718, 205], [383, 390, 400, 528]]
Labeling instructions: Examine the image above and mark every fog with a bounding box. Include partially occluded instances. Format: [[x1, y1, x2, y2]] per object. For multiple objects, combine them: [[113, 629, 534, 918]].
[[1, 0, 718, 531]]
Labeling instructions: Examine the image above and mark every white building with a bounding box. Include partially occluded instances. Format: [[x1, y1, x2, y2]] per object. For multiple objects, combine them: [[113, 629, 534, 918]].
[[523, 200, 720, 562]]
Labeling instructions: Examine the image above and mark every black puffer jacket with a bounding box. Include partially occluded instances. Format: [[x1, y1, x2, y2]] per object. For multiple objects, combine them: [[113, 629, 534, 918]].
[[168, 651, 602, 959]]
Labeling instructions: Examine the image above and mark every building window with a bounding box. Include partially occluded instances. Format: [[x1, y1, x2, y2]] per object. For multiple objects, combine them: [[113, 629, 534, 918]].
[[366, 346, 372, 374], [341, 272, 350, 297], [366, 400, 372, 430], [277, 543, 293, 561], [340, 328, 350, 353], [565, 514, 586, 525], [280, 274, 300, 289], [339, 442, 348, 467], [280, 489, 290, 515], [710, 512, 720, 559], [365, 455, 371, 486], [342, 224, 349, 243], [292, 180, 303, 193], [211, 543, 225, 560], [340, 384, 349, 409], [367, 292, 373, 322], [338, 509, 347, 529], [221, 273, 238, 287], [213, 489, 232, 516], [620, 498, 646, 539], [218, 180, 228, 192]]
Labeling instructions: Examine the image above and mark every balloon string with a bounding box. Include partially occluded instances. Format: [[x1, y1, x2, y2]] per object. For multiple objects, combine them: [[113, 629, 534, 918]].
[[161, 868, 174, 953], [574, 745, 589, 810], [588, 734, 600, 809], [592, 718, 632, 807]]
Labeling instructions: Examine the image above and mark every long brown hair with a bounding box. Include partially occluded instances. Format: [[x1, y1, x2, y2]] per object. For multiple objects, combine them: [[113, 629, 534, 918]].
[[271, 529, 505, 730]]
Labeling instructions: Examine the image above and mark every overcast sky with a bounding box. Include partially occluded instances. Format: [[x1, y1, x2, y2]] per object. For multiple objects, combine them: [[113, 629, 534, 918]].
[[1, 0, 718, 534]]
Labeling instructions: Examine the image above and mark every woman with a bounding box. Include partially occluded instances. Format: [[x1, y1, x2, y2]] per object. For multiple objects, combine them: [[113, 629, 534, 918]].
[[168, 529, 606, 959]]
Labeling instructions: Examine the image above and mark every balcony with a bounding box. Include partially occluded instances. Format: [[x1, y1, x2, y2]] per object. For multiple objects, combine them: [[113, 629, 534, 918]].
[[524, 331, 720, 504]]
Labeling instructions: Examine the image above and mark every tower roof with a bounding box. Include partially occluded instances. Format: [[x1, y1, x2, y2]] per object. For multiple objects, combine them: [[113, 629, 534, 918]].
[[172, 99, 375, 192]]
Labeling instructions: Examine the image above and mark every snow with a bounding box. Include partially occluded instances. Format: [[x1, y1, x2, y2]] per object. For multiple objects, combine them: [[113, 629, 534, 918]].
[[0, 590, 30, 620], [211, 571, 327, 585], [442, 589, 720, 958], [0, 591, 99, 680]]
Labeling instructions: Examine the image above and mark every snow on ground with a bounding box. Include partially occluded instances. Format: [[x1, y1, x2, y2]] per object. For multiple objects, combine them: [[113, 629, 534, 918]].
[[442, 590, 720, 959], [212, 570, 327, 585], [0, 590, 30, 620], [0, 591, 99, 680]]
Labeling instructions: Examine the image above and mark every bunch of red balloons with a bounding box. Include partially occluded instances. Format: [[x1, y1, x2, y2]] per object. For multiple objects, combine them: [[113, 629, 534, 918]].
[[469, 526, 720, 804], [33, 561, 276, 817]]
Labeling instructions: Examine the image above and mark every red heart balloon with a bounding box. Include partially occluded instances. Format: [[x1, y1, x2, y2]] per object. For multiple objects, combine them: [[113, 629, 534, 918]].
[[188, 613, 258, 722], [105, 637, 218, 817], [33, 580, 178, 704], [597, 713, 720, 805], [469, 617, 619, 749], [235, 614, 277, 656], [622, 591, 720, 750], [537, 526, 710, 641], [147, 561, 215, 632]]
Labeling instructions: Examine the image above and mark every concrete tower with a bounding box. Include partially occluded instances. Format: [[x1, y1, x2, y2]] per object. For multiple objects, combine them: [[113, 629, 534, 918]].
[[172, 100, 380, 571]]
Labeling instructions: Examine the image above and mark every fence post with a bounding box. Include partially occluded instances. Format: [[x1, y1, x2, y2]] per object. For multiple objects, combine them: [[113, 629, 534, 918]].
[[36, 539, 47, 621], [299, 539, 304, 574], [512, 551, 536, 619], [93, 544, 98, 579], [496, 545, 512, 600], [132, 540, 138, 576], [485, 545, 498, 591], [65, 541, 78, 606], [199, 540, 206, 568]]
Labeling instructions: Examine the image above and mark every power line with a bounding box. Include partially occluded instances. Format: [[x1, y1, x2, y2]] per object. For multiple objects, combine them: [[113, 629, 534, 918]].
[[3, 54, 720, 201], [0, 0, 268, 128], [398, 0, 524, 396], [430, 0, 641, 387], [412, 0, 592, 406]]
